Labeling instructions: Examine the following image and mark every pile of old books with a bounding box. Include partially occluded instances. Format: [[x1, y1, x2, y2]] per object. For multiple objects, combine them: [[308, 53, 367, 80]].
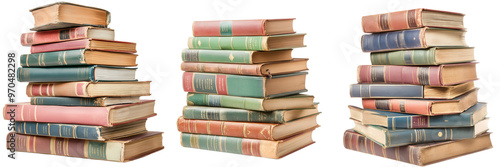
[[177, 18, 319, 158], [345, 9, 492, 166], [4, 2, 163, 162]]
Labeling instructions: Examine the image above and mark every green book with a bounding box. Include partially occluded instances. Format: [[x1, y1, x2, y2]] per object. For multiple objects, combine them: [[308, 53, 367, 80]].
[[370, 47, 474, 65], [17, 65, 137, 82], [181, 49, 292, 64], [31, 96, 141, 106], [188, 33, 306, 51], [20, 49, 138, 67]]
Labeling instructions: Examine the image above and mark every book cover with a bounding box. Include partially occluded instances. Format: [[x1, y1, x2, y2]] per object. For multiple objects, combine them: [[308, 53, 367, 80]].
[[370, 47, 474, 65], [188, 33, 306, 51], [21, 27, 114, 46], [30, 39, 137, 54], [192, 18, 295, 36]]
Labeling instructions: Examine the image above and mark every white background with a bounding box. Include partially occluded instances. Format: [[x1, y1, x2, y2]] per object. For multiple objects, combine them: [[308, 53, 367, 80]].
[[1, 0, 499, 166]]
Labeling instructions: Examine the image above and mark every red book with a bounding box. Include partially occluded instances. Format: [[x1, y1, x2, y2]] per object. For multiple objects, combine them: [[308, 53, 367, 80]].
[[192, 18, 295, 36], [3, 100, 156, 126], [20, 26, 114, 46], [30, 39, 137, 54]]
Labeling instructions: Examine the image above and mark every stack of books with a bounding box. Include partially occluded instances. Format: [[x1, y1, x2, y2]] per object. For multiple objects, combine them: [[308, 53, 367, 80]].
[[4, 2, 163, 162], [177, 18, 319, 158], [345, 9, 493, 166]]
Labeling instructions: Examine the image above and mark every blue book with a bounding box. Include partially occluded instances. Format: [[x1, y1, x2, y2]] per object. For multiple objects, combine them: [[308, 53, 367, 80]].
[[17, 65, 137, 82], [350, 82, 474, 99]]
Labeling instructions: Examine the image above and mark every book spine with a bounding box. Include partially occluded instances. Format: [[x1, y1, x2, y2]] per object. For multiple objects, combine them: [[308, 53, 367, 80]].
[[386, 127, 475, 147], [343, 130, 422, 165], [182, 49, 254, 64], [15, 122, 101, 140], [192, 20, 266, 36], [30, 39, 90, 54], [350, 84, 423, 98], [181, 62, 263, 76], [20, 27, 89, 46], [387, 114, 472, 130], [188, 36, 268, 51], [362, 9, 423, 33], [183, 72, 265, 98], [10, 133, 122, 161], [177, 117, 275, 140], [17, 66, 95, 82], [27, 82, 90, 97], [362, 99, 433, 115], [31, 97, 104, 106], [357, 65, 443, 86], [370, 48, 437, 65], [182, 106, 284, 123], [3, 103, 111, 126], [20, 49, 87, 67], [361, 29, 425, 52], [187, 93, 265, 111], [181, 133, 278, 158]]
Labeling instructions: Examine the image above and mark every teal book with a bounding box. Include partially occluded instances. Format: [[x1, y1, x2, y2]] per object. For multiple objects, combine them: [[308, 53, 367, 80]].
[[31, 96, 141, 106], [188, 33, 306, 51], [370, 47, 475, 65], [17, 65, 137, 82], [181, 49, 292, 64], [350, 102, 487, 130], [353, 118, 489, 148], [20, 49, 138, 67]]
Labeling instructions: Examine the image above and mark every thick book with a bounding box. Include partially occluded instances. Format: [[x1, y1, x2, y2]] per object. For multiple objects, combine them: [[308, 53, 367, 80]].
[[188, 33, 306, 51], [21, 26, 114, 46], [193, 18, 295, 36], [183, 105, 319, 123], [357, 63, 477, 86], [362, 88, 478, 115], [181, 130, 314, 159], [353, 118, 489, 148], [30, 2, 111, 31], [21, 49, 138, 67], [9, 131, 163, 162], [370, 47, 475, 65], [349, 102, 487, 130], [350, 82, 475, 99], [3, 100, 156, 126], [17, 65, 137, 82], [31, 96, 141, 106], [30, 39, 137, 54], [177, 114, 318, 140], [181, 58, 308, 76], [362, 9, 465, 33], [344, 129, 492, 166], [26, 81, 150, 97], [187, 93, 315, 111], [182, 49, 293, 64], [361, 28, 466, 52], [183, 72, 307, 98], [15, 119, 147, 141]]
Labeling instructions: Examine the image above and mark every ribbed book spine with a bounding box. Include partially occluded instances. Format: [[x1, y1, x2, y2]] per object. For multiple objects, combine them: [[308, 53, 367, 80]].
[[350, 84, 423, 98], [357, 65, 443, 86], [181, 62, 263, 76], [384, 126, 476, 147], [370, 48, 437, 65], [183, 72, 265, 97], [27, 82, 90, 97], [15, 122, 101, 140], [361, 29, 424, 52], [20, 27, 90, 46], [30, 39, 91, 53], [182, 106, 285, 123], [188, 36, 268, 51], [182, 49, 255, 64], [187, 93, 265, 111], [362, 99, 433, 115], [17, 66, 95, 82], [193, 20, 266, 36], [362, 9, 424, 33], [31, 97, 105, 106], [177, 117, 275, 140], [20, 49, 87, 67]]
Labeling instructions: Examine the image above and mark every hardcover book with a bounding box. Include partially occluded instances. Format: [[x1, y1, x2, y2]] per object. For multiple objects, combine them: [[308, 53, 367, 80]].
[[188, 33, 306, 51], [350, 82, 475, 99], [370, 47, 474, 65], [181, 49, 293, 64], [349, 102, 487, 129], [177, 114, 318, 140], [181, 58, 308, 76], [357, 63, 477, 86], [361, 28, 466, 52], [343, 129, 492, 166], [186, 93, 315, 111], [181, 130, 314, 159], [26, 81, 151, 97], [21, 49, 138, 67], [193, 18, 295, 36], [3, 100, 156, 126], [15, 119, 147, 141], [9, 131, 163, 162], [362, 88, 478, 115], [17, 65, 137, 82], [31, 96, 141, 106], [353, 118, 489, 148], [30, 39, 137, 54], [21, 26, 114, 46], [183, 72, 307, 98], [362, 9, 464, 33], [30, 2, 111, 31], [182, 105, 319, 123]]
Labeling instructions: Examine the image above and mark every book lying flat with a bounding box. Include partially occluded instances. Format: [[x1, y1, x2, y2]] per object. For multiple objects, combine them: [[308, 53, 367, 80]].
[[370, 47, 474, 65], [26, 81, 150, 97], [188, 33, 306, 51], [31, 39, 137, 54], [18, 65, 137, 82], [31, 96, 141, 106], [182, 49, 293, 64], [350, 82, 475, 99], [21, 49, 138, 67], [10, 131, 163, 162], [344, 129, 492, 166], [21, 26, 114, 46], [181, 58, 308, 76], [193, 18, 295, 36]]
